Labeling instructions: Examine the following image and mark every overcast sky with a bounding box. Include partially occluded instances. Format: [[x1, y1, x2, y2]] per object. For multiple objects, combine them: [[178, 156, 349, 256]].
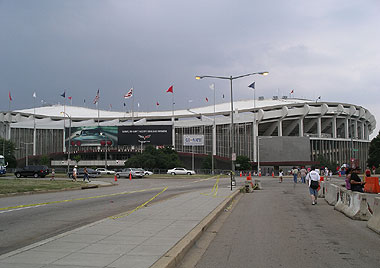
[[1, 0, 379, 138]]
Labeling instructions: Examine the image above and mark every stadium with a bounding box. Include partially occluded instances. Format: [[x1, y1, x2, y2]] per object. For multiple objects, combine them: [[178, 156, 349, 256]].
[[0, 97, 376, 173]]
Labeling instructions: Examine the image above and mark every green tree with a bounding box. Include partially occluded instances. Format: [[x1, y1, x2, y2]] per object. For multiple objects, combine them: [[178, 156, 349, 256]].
[[0, 138, 17, 168], [235, 155, 251, 170], [316, 155, 335, 172], [201, 155, 212, 169], [125, 145, 182, 169], [368, 131, 380, 168], [39, 155, 50, 166], [72, 155, 81, 164]]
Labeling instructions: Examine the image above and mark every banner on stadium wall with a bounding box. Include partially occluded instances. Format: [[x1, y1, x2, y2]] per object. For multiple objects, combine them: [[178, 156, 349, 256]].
[[65, 126, 118, 147], [65, 125, 172, 147], [118, 125, 172, 146], [183, 135, 204, 146]]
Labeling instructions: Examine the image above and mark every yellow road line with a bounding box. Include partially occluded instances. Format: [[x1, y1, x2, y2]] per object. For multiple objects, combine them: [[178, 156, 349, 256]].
[[201, 176, 220, 197], [0, 187, 165, 212], [110, 187, 168, 220], [190, 175, 219, 183]]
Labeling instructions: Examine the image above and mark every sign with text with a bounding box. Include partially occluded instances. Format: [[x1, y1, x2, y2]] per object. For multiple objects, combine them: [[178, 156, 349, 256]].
[[183, 135, 205, 146], [118, 125, 172, 146]]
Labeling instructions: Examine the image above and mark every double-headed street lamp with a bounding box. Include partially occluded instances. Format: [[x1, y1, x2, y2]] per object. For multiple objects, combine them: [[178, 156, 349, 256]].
[[196, 72, 268, 190]]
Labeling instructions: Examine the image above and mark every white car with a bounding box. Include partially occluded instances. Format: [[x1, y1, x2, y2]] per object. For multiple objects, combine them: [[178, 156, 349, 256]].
[[95, 168, 115, 175], [167, 167, 196, 175], [143, 170, 154, 176]]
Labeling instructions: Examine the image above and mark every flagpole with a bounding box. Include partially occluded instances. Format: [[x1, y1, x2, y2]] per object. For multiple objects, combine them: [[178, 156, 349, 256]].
[[213, 84, 216, 175], [33, 93, 36, 156], [172, 89, 175, 149], [132, 87, 134, 126], [97, 102, 100, 127]]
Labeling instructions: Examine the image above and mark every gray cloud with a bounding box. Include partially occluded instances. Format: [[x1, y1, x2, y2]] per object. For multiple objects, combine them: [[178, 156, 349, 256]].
[[1, 0, 379, 137]]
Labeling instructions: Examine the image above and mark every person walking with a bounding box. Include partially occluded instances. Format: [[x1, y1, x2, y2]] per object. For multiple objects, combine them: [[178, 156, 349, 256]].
[[83, 167, 90, 182], [306, 166, 320, 205], [279, 169, 283, 183], [292, 167, 298, 183], [72, 165, 78, 182], [350, 167, 365, 192], [300, 167, 307, 184], [50, 168, 55, 181]]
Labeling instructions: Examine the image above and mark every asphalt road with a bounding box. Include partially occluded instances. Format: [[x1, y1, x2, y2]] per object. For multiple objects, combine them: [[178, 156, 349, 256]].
[[0, 175, 233, 256], [188, 177, 380, 268]]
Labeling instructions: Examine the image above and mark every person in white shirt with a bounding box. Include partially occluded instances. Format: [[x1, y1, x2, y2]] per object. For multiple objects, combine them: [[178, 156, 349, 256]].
[[72, 166, 78, 182], [306, 166, 321, 205]]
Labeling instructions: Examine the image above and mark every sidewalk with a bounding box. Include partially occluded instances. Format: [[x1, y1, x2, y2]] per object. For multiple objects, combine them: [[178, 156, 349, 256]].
[[0, 185, 239, 268]]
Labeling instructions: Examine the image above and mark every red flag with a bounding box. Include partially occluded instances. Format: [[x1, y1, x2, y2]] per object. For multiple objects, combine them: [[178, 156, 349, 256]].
[[156, 101, 160, 106], [166, 85, 173, 93], [290, 89, 294, 94], [124, 88, 133, 99], [9, 91, 12, 101], [205, 97, 208, 102], [68, 96, 72, 100]]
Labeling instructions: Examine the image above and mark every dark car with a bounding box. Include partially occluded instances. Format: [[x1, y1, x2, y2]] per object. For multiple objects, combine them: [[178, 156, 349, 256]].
[[67, 168, 101, 179], [14, 165, 50, 178]]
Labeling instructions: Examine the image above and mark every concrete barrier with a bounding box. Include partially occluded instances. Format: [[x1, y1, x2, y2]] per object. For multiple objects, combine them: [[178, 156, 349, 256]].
[[318, 181, 325, 198], [367, 197, 380, 234], [334, 187, 372, 221], [254, 179, 262, 190], [325, 182, 340, 206]]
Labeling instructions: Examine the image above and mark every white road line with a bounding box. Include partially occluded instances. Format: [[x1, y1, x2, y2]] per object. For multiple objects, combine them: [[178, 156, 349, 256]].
[[0, 204, 46, 214]]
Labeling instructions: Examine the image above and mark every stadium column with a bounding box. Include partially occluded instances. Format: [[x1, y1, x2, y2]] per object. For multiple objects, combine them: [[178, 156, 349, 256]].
[[317, 117, 322, 137], [332, 116, 337, 138], [278, 120, 283, 136], [345, 117, 349, 138], [299, 117, 304, 137], [354, 120, 358, 139]]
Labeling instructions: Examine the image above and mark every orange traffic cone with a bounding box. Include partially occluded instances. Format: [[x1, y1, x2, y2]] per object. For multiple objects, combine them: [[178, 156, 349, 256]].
[[114, 174, 117, 182], [240, 172, 242, 177], [272, 172, 274, 178], [259, 172, 261, 177], [339, 172, 341, 177], [129, 173, 132, 181]]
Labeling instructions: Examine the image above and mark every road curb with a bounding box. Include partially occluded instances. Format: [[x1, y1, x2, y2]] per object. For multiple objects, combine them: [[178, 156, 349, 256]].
[[0, 182, 116, 198], [151, 188, 241, 268]]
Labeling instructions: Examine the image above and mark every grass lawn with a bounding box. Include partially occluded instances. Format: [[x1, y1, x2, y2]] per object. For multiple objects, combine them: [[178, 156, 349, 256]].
[[0, 179, 86, 195]]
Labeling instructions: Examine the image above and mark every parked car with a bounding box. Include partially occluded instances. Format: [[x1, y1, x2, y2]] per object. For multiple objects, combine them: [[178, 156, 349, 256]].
[[144, 170, 153, 176], [167, 168, 196, 175], [14, 165, 50, 178], [95, 168, 115, 175], [116, 168, 144, 179], [67, 168, 100, 179], [137, 168, 153, 176]]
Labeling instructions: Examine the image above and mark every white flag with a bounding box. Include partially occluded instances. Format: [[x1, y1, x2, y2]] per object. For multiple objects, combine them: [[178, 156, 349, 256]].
[[33, 92, 36, 98], [209, 83, 215, 90]]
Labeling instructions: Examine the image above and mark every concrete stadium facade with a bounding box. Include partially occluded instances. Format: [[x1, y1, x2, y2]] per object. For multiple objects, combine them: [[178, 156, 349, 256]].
[[0, 98, 376, 170]]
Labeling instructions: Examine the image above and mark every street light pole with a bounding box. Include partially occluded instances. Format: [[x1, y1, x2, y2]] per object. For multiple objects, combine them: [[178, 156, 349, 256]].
[[21, 142, 33, 166], [196, 71, 268, 190], [61, 112, 72, 173]]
